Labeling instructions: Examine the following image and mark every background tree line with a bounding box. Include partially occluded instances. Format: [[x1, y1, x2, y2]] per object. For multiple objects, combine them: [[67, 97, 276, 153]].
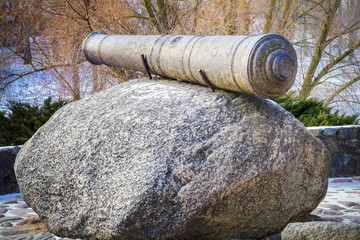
[[0, 0, 359, 110]]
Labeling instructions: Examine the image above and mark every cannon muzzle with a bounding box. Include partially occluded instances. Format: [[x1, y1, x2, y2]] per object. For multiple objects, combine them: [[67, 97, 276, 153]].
[[82, 33, 297, 99]]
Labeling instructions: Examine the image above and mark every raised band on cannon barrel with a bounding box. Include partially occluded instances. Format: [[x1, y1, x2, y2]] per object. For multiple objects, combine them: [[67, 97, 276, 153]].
[[82, 33, 297, 99]]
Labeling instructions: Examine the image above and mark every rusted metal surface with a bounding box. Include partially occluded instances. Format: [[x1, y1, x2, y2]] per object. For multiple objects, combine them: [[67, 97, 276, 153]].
[[199, 69, 215, 92], [82, 33, 297, 99], [140, 54, 152, 80]]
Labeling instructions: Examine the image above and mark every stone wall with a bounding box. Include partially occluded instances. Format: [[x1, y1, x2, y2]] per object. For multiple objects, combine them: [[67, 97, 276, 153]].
[[307, 125, 360, 177], [0, 146, 21, 195]]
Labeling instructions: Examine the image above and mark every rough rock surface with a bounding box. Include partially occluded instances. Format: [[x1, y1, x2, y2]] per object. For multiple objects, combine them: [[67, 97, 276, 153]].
[[281, 222, 360, 240], [15, 78, 330, 240]]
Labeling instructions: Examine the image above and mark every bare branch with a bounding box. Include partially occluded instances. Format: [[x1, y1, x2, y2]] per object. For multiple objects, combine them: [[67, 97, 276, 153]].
[[0, 62, 83, 91], [313, 40, 360, 85], [323, 74, 360, 107], [325, 21, 360, 46]]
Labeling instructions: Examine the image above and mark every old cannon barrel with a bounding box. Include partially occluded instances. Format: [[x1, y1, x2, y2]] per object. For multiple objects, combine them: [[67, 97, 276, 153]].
[[82, 33, 297, 99]]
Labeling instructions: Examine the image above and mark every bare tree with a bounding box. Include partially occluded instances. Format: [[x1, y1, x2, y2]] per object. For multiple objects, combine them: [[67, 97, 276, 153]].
[[1, 0, 359, 112], [1, 0, 142, 100], [296, 0, 360, 107]]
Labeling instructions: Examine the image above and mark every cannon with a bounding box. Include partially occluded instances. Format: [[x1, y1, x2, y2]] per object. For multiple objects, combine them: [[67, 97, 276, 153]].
[[82, 33, 297, 99]]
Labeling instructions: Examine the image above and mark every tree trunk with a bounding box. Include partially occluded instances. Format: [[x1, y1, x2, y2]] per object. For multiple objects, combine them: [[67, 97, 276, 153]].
[[240, 0, 251, 35], [223, 0, 237, 34], [157, 0, 168, 33], [299, 0, 341, 101], [263, 0, 277, 34], [22, 36, 32, 65], [71, 40, 81, 100], [91, 66, 99, 93], [298, 81, 315, 100], [278, 0, 293, 34]]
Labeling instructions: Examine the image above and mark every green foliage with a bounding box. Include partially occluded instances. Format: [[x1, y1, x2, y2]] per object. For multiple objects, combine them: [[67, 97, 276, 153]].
[[0, 97, 68, 146], [274, 92, 359, 127]]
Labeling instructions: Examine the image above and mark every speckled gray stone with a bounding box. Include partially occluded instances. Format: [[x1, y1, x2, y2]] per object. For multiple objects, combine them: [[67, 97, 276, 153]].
[[323, 128, 338, 136], [2, 200, 17, 205], [15, 232, 57, 240], [15, 78, 330, 240], [312, 208, 344, 216], [1, 222, 12, 227], [281, 222, 360, 240], [338, 201, 360, 207], [0, 216, 22, 223]]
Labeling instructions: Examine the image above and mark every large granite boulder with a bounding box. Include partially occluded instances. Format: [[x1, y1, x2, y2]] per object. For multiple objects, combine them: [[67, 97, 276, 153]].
[[15, 78, 330, 239]]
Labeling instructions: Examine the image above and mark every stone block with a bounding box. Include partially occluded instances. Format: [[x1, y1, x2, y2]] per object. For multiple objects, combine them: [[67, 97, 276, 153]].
[[281, 222, 360, 240], [330, 153, 360, 177], [336, 126, 360, 141]]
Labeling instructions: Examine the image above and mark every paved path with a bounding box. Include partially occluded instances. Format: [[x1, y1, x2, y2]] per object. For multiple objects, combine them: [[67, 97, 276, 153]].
[[312, 177, 360, 224]]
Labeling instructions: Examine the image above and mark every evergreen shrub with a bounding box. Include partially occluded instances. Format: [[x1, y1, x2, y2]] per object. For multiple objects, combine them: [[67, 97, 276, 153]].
[[0, 93, 358, 147], [0, 97, 68, 146], [274, 92, 359, 127]]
